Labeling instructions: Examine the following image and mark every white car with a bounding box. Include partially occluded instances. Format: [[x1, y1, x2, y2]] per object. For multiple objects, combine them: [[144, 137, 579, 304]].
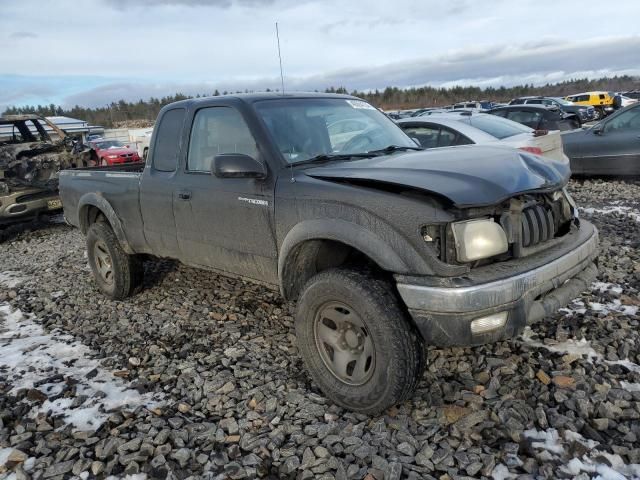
[[397, 112, 568, 163]]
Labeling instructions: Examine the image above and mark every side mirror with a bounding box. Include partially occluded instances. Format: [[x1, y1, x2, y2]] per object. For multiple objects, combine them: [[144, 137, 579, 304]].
[[592, 126, 604, 135], [212, 153, 266, 179]]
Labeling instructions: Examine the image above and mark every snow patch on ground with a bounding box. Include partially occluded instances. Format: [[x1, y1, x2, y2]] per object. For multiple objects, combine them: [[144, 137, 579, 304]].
[[580, 205, 640, 223], [0, 304, 163, 431], [519, 429, 640, 479], [588, 300, 639, 316], [593, 282, 624, 295], [0, 271, 26, 289], [620, 381, 640, 392], [521, 327, 601, 361], [520, 328, 640, 392]]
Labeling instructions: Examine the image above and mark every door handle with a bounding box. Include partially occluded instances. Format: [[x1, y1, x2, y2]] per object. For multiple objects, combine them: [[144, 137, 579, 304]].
[[177, 190, 191, 200]]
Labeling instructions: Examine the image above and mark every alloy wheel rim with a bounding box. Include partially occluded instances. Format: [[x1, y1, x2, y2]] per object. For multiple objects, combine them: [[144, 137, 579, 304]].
[[313, 301, 375, 386], [93, 240, 114, 285]]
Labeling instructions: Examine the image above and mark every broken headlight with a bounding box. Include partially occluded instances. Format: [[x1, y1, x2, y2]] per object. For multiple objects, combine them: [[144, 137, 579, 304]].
[[451, 218, 508, 262]]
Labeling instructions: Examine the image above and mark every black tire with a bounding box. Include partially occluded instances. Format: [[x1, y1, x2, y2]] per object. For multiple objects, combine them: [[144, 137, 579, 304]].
[[295, 268, 425, 414], [86, 221, 143, 300]]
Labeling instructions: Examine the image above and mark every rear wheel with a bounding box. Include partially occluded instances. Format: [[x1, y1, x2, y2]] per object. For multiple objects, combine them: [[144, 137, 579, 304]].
[[86, 221, 143, 299], [295, 268, 425, 413]]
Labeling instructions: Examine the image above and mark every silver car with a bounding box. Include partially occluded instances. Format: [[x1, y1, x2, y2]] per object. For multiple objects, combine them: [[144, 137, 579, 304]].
[[398, 112, 569, 163]]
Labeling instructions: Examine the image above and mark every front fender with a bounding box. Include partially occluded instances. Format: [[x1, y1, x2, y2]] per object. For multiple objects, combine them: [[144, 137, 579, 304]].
[[78, 193, 134, 254], [278, 218, 432, 298]]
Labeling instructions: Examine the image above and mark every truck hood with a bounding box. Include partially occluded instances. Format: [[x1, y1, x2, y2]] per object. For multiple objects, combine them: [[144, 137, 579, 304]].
[[304, 145, 570, 207]]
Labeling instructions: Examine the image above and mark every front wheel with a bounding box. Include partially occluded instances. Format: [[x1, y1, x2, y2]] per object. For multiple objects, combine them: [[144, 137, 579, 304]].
[[295, 268, 425, 413], [86, 221, 143, 299]]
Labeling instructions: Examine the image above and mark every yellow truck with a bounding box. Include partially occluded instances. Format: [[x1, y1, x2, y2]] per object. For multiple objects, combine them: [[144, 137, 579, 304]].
[[565, 91, 614, 119]]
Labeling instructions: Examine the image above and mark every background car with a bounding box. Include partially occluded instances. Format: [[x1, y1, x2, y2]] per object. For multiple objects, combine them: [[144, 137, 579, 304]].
[[89, 139, 141, 166], [397, 112, 568, 162], [561, 102, 640, 175], [509, 96, 595, 123], [565, 91, 615, 119], [488, 105, 581, 131]]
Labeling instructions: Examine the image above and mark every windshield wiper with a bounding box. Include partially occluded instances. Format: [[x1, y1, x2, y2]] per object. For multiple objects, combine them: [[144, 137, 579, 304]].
[[292, 153, 376, 167], [366, 145, 423, 155]]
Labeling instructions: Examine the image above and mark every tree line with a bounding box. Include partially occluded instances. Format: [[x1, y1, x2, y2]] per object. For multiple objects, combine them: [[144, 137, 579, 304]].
[[3, 76, 638, 128]]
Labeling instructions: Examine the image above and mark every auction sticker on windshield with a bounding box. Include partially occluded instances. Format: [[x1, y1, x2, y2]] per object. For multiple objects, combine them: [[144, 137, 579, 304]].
[[346, 100, 376, 110]]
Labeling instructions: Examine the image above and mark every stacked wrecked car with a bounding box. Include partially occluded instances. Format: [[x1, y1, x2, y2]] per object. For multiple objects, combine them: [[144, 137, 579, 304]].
[[0, 115, 90, 224]]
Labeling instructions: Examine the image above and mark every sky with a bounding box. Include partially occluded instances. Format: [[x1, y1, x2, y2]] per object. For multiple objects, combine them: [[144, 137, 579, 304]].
[[1, 0, 640, 112]]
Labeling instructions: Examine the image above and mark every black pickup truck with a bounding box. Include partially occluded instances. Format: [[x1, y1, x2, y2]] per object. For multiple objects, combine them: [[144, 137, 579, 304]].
[[60, 93, 598, 413]]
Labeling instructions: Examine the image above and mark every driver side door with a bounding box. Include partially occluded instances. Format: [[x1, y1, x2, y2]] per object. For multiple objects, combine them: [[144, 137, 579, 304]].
[[578, 107, 640, 175]]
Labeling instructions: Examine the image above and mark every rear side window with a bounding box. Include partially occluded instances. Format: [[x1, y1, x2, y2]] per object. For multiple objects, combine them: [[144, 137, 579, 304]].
[[152, 108, 185, 172], [467, 114, 532, 139], [505, 110, 542, 129]]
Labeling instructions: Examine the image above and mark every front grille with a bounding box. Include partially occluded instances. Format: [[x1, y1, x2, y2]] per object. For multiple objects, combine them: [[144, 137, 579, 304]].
[[521, 205, 556, 247]]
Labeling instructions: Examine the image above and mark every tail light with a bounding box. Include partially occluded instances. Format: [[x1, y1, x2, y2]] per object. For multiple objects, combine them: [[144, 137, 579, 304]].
[[519, 146, 543, 155]]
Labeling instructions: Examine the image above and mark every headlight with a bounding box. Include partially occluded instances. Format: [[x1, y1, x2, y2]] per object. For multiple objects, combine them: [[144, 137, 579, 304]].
[[452, 219, 508, 262], [107, 155, 118, 159]]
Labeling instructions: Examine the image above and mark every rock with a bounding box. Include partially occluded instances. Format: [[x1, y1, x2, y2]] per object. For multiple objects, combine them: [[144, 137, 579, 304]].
[[552, 376, 576, 389], [384, 462, 402, 480], [396, 442, 415, 457], [90, 461, 105, 476], [279, 455, 300, 475], [442, 405, 470, 424], [5, 449, 27, 467], [536, 370, 551, 385], [170, 448, 191, 467], [43, 460, 74, 478], [217, 381, 236, 394], [593, 418, 609, 431], [177, 402, 191, 413], [220, 417, 240, 434]]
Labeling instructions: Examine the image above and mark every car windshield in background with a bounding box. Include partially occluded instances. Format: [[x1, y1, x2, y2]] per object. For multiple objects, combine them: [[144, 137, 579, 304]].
[[95, 140, 124, 149], [464, 114, 532, 139], [254, 98, 416, 164]]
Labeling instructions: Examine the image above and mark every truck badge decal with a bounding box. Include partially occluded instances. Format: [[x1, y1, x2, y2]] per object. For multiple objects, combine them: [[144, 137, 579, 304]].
[[238, 196, 269, 206]]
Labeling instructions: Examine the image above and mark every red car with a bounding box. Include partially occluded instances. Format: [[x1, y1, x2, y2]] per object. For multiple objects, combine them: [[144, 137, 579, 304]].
[[89, 139, 141, 166]]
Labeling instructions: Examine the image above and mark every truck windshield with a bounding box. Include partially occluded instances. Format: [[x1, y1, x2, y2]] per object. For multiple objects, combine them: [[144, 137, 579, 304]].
[[254, 98, 416, 164]]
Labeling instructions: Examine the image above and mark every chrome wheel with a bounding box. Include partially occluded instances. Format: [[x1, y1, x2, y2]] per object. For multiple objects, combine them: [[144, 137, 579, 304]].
[[93, 240, 114, 285], [313, 301, 375, 385]]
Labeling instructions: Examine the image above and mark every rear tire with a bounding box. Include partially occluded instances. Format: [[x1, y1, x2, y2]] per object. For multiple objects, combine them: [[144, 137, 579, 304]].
[[295, 268, 425, 414], [86, 221, 143, 300]]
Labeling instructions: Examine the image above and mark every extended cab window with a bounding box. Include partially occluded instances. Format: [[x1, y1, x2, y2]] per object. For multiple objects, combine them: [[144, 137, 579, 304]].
[[187, 107, 258, 172], [153, 108, 185, 172]]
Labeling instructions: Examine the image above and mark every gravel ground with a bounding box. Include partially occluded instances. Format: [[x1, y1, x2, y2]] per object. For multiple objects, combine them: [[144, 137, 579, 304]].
[[0, 179, 639, 480]]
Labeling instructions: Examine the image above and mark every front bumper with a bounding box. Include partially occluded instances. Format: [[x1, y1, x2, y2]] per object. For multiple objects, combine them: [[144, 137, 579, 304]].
[[395, 220, 599, 346]]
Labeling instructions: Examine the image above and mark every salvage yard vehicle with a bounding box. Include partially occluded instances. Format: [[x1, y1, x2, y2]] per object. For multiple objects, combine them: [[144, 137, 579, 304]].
[[397, 112, 569, 162], [565, 91, 615, 120], [0, 115, 90, 225], [562, 102, 640, 176], [89, 139, 141, 166], [509, 96, 595, 123], [488, 104, 581, 131], [60, 93, 599, 413]]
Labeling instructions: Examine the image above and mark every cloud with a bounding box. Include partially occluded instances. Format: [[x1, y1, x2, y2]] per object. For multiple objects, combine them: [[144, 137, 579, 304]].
[[104, 0, 278, 8], [9, 31, 38, 39], [51, 35, 640, 109]]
